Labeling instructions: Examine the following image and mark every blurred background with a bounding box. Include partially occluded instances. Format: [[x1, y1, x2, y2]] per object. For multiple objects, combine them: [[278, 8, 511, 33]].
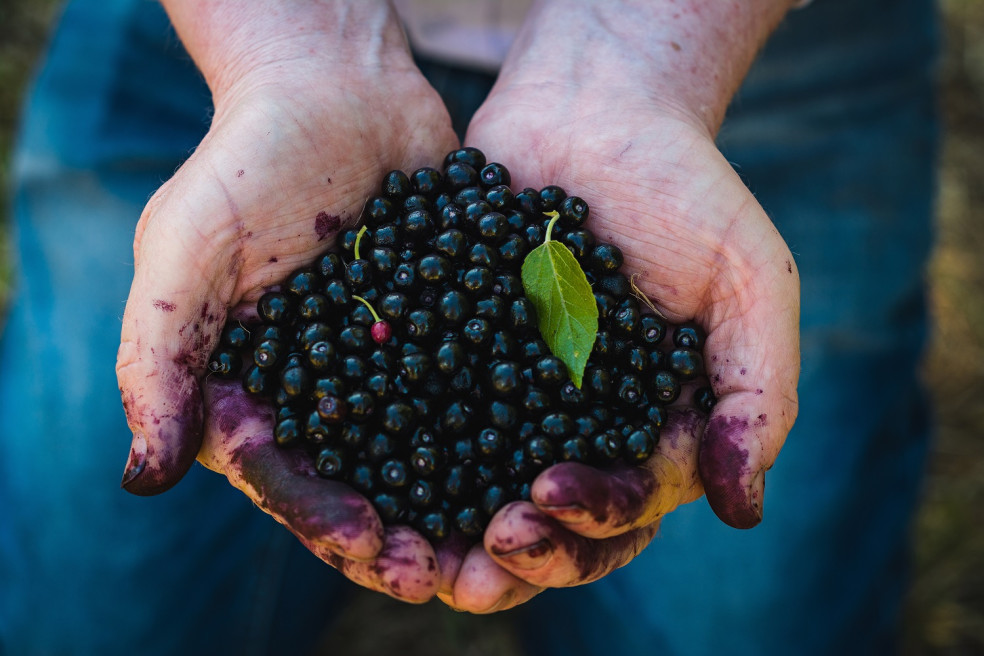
[[1, 1, 982, 654]]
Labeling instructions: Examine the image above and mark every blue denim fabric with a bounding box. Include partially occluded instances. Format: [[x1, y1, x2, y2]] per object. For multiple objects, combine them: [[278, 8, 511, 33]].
[[0, 2, 348, 655], [0, 0, 939, 654]]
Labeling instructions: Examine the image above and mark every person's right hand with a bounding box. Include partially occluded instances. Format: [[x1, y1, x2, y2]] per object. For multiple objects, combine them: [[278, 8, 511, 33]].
[[115, 1, 460, 603]]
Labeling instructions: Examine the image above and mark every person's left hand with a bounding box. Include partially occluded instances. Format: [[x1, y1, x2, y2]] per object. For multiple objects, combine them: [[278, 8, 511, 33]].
[[434, 3, 801, 611]]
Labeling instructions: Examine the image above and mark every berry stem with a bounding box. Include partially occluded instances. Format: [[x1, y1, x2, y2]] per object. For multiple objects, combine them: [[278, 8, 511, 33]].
[[543, 210, 560, 242], [352, 294, 382, 323], [354, 225, 368, 260]]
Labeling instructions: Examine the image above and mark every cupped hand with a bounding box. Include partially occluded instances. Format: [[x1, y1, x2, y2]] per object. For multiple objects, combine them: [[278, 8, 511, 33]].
[[115, 17, 459, 602], [439, 52, 800, 611]]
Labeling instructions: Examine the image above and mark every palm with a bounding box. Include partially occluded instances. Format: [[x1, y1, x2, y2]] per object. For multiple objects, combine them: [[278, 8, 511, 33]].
[[133, 68, 457, 311], [470, 90, 790, 325]]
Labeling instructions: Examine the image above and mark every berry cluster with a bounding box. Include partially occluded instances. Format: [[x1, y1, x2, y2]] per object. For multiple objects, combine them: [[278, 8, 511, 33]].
[[208, 148, 714, 543]]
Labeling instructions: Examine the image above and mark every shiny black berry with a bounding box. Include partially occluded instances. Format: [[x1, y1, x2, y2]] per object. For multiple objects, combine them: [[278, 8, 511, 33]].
[[402, 309, 435, 342], [417, 254, 452, 284], [534, 356, 567, 388], [444, 162, 479, 190], [558, 195, 589, 228], [381, 170, 412, 199], [316, 447, 346, 478], [651, 370, 681, 404], [454, 506, 485, 538], [257, 292, 291, 324], [539, 185, 566, 211], [411, 167, 443, 197], [669, 347, 704, 380], [220, 323, 250, 349], [461, 317, 492, 348], [695, 386, 717, 414], [207, 349, 241, 378], [434, 229, 467, 260], [674, 322, 705, 349], [285, 269, 320, 298], [479, 162, 511, 188], [443, 147, 487, 171]]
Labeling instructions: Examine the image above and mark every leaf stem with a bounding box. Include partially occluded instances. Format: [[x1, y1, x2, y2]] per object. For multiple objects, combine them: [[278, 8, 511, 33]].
[[354, 225, 368, 260], [352, 294, 382, 322], [543, 211, 560, 243]]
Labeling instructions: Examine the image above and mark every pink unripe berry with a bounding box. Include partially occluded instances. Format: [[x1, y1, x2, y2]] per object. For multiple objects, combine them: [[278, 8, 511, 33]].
[[371, 321, 392, 344]]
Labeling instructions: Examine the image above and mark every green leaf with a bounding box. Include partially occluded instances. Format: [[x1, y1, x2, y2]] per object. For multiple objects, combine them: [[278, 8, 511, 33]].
[[521, 232, 599, 389]]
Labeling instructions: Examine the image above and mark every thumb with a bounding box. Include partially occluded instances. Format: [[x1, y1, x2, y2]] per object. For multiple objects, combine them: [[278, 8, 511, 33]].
[[116, 174, 242, 495], [698, 259, 800, 528]]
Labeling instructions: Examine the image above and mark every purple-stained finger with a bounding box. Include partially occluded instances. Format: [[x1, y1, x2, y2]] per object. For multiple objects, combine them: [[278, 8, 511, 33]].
[[699, 350, 797, 528], [200, 379, 384, 560], [695, 242, 799, 527], [699, 404, 772, 529], [484, 502, 659, 589], [117, 296, 221, 495], [116, 179, 246, 496], [530, 463, 656, 537], [433, 532, 472, 597], [530, 409, 705, 539], [439, 542, 541, 613], [314, 526, 441, 604], [205, 381, 442, 602]]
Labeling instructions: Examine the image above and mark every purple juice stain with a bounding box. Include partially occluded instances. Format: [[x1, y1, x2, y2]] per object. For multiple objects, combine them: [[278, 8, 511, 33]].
[[315, 211, 341, 241], [700, 415, 765, 528]]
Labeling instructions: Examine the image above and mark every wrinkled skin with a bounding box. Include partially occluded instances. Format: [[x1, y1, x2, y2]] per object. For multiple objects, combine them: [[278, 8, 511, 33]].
[[116, 0, 800, 613], [115, 22, 461, 601], [435, 7, 801, 611]]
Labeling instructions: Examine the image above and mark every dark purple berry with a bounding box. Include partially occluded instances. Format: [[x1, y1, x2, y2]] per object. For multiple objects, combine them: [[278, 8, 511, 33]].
[[316, 395, 347, 424], [444, 147, 487, 170], [558, 195, 589, 228], [651, 370, 681, 404], [623, 430, 655, 464], [674, 322, 705, 349], [444, 162, 479, 190], [316, 447, 346, 478], [257, 292, 291, 324], [695, 386, 716, 414], [669, 347, 704, 380], [381, 170, 412, 198], [285, 269, 320, 297], [207, 349, 241, 378], [411, 167, 443, 196], [539, 185, 566, 211], [454, 506, 485, 538], [220, 323, 250, 349], [479, 162, 511, 188]]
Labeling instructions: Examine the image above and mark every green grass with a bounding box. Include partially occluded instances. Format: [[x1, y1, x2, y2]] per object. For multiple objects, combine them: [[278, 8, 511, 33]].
[[0, 1, 59, 313], [901, 3, 984, 652]]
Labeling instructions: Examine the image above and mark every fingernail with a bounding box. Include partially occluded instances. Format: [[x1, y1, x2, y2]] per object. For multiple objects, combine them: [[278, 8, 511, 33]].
[[538, 504, 590, 524], [120, 432, 147, 488], [491, 538, 553, 570], [479, 589, 515, 614]]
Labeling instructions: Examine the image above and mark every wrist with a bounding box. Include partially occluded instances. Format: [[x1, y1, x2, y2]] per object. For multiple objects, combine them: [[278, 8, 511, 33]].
[[498, 0, 797, 136], [160, 0, 412, 104]]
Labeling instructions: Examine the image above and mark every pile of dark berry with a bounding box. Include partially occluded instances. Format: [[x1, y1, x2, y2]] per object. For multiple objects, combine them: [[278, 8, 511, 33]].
[[207, 147, 713, 543]]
